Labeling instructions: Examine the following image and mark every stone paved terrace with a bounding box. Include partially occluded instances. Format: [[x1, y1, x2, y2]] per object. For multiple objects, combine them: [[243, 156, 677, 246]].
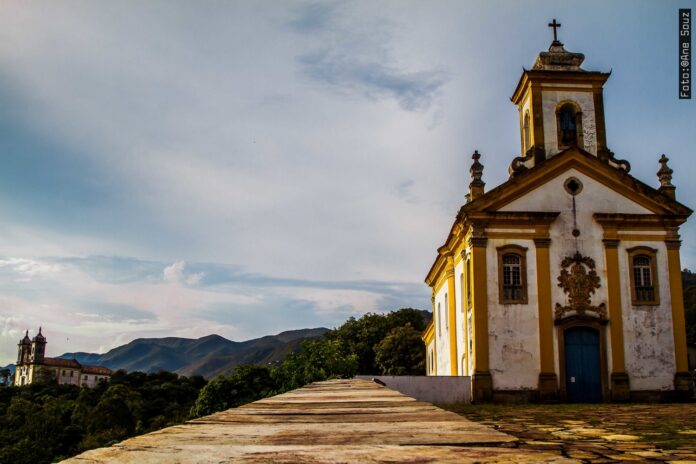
[[446, 402, 696, 463], [62, 379, 575, 463]]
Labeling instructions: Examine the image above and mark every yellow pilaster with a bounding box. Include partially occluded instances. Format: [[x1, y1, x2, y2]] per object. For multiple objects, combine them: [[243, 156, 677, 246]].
[[666, 240, 689, 372], [603, 239, 626, 373], [534, 238, 555, 373], [469, 237, 489, 372], [446, 261, 458, 376]]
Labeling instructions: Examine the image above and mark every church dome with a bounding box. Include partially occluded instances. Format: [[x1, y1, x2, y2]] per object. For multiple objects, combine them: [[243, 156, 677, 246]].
[[20, 330, 31, 345]]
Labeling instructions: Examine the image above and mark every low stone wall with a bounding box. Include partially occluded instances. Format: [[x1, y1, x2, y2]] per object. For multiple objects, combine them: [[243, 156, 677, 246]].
[[356, 375, 471, 404]]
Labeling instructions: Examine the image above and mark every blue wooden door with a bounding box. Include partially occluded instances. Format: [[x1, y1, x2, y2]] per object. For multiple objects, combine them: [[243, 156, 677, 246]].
[[564, 327, 602, 403]]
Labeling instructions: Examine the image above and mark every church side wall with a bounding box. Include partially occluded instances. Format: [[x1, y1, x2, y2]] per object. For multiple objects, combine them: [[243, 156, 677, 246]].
[[434, 282, 451, 375], [486, 239, 540, 390], [619, 240, 677, 390], [541, 89, 597, 156]]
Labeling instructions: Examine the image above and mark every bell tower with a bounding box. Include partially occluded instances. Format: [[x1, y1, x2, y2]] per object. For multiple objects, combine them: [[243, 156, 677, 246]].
[[509, 20, 626, 175], [30, 327, 46, 364], [17, 330, 31, 365]]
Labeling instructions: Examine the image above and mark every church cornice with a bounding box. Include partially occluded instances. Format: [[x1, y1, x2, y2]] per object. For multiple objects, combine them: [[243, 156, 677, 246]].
[[511, 70, 611, 105], [425, 211, 559, 287], [457, 211, 560, 228], [593, 213, 690, 229], [421, 319, 435, 343], [458, 148, 693, 217]]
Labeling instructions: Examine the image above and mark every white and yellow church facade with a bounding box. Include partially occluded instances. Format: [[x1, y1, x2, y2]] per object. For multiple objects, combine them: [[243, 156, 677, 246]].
[[422, 29, 692, 403]]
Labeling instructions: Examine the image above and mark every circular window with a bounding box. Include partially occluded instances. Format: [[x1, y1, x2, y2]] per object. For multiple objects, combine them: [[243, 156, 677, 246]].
[[564, 177, 583, 196]]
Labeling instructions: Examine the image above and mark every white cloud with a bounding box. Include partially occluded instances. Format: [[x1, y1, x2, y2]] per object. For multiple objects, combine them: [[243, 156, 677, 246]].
[[163, 261, 204, 286], [0, 258, 63, 277]]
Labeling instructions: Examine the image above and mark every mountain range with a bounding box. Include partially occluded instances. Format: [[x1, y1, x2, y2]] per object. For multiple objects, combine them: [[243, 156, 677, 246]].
[[57, 327, 329, 378]]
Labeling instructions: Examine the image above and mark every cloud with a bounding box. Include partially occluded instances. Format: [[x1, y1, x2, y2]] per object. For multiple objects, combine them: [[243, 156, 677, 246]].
[[287, 2, 337, 33], [163, 261, 204, 286], [74, 302, 157, 324], [290, 3, 447, 111], [396, 179, 417, 203], [0, 258, 63, 280], [299, 51, 447, 111]]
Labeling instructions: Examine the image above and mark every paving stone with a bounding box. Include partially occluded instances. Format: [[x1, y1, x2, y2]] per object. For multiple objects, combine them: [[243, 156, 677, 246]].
[[568, 427, 609, 437], [631, 450, 670, 458], [601, 434, 641, 442], [567, 451, 599, 459], [606, 454, 644, 461]]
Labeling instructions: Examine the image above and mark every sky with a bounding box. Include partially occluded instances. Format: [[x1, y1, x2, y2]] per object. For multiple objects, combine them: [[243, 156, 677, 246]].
[[1, 0, 695, 365]]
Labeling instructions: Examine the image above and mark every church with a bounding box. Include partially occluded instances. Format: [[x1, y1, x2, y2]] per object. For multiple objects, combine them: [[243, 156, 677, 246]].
[[422, 22, 693, 403], [14, 328, 112, 387]]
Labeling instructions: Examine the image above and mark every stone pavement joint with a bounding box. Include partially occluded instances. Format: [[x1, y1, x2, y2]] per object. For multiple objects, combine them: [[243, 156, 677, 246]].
[[61, 379, 576, 463]]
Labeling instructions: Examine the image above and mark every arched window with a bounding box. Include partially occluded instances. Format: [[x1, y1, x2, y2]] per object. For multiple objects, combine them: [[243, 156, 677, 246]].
[[523, 111, 531, 152], [497, 245, 529, 304], [555, 102, 583, 149], [628, 247, 659, 305]]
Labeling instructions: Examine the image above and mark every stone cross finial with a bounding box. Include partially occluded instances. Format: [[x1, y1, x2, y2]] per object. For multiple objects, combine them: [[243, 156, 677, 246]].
[[548, 19, 562, 44], [468, 150, 485, 201], [657, 154, 676, 200]]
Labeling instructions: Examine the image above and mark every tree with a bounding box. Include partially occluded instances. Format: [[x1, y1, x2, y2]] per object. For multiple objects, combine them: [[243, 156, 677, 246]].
[[274, 338, 358, 391], [326, 308, 428, 374], [374, 324, 426, 375], [85, 384, 143, 446], [190, 365, 277, 417]]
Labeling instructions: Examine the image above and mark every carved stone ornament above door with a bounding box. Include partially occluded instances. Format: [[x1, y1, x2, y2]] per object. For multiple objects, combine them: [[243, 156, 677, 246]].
[[555, 252, 607, 320]]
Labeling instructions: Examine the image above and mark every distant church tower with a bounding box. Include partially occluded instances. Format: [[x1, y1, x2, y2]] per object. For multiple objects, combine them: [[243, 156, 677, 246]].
[[422, 20, 693, 403], [30, 327, 46, 364], [17, 331, 31, 365]]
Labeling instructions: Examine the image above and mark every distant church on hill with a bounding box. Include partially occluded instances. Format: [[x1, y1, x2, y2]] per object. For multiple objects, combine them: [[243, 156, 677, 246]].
[[422, 21, 693, 403], [14, 328, 112, 387]]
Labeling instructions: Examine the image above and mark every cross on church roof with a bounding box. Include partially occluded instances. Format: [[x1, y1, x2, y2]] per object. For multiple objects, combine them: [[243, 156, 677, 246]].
[[548, 19, 561, 43]]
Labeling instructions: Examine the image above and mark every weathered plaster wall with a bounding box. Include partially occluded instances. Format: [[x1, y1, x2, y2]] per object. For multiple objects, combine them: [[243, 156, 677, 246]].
[[619, 240, 676, 390], [486, 238, 540, 390], [541, 88, 597, 156]]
